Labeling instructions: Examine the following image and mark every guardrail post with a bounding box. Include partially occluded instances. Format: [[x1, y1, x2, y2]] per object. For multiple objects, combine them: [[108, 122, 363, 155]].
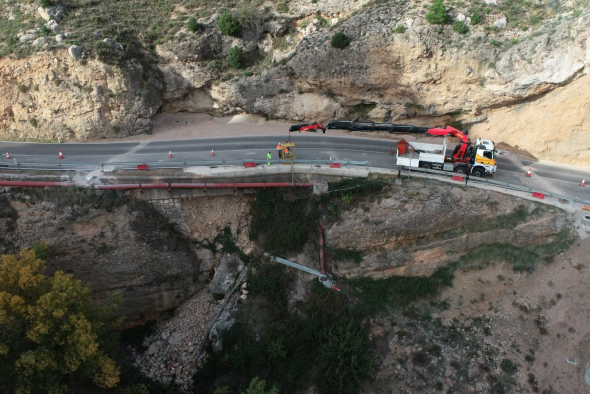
[[101, 163, 104, 172], [58, 163, 61, 172], [183, 162, 186, 171]]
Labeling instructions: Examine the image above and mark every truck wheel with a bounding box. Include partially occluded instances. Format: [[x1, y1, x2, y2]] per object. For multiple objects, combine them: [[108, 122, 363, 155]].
[[472, 167, 484, 177], [454, 166, 466, 174], [419, 163, 432, 169]]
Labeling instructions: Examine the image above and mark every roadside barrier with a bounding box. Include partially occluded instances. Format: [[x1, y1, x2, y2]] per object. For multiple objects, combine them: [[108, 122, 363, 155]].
[[0, 158, 588, 207]]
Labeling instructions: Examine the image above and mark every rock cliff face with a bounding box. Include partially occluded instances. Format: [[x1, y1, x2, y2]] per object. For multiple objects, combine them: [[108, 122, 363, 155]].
[[1, 1, 589, 163], [0, 179, 571, 323], [0, 55, 162, 141], [326, 180, 568, 278]]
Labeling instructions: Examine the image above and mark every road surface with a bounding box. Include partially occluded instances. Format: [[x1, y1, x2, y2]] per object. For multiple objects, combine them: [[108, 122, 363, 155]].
[[1, 135, 589, 202]]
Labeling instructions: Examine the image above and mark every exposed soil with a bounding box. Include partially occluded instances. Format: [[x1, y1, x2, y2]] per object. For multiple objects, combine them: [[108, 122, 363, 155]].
[[363, 236, 590, 394]]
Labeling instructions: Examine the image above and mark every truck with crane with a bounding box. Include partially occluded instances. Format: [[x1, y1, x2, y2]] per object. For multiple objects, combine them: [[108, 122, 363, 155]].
[[321, 120, 497, 176]]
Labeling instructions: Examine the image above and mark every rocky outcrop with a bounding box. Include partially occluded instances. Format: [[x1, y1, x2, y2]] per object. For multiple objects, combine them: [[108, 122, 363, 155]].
[[0, 54, 163, 140], [326, 180, 570, 278]]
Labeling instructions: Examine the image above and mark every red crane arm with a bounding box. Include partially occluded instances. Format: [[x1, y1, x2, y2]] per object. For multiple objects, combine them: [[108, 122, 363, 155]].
[[426, 126, 469, 143]]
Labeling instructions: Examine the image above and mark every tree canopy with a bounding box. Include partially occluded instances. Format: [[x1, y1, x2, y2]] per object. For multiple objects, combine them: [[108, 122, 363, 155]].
[[0, 248, 122, 393]]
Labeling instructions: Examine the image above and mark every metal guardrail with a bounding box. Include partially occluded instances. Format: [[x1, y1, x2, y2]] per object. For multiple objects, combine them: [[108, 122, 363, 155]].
[[397, 166, 590, 207], [0, 159, 370, 171], [1, 157, 588, 207]]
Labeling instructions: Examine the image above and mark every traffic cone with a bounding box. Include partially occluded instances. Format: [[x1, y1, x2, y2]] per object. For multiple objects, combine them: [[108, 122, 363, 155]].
[[211, 149, 215, 157], [526, 168, 531, 177], [389, 147, 393, 155], [169, 150, 172, 158], [581, 179, 585, 187], [5, 152, 10, 159], [59, 150, 63, 159]]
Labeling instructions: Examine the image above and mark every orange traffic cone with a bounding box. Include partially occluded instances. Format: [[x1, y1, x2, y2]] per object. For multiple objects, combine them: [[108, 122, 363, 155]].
[[5, 152, 10, 159], [211, 149, 215, 157], [389, 147, 393, 155], [526, 168, 531, 177], [59, 150, 64, 159], [169, 150, 172, 158], [581, 179, 585, 187]]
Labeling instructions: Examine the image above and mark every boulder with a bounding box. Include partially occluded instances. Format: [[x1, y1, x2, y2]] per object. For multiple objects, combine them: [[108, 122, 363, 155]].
[[456, 13, 466, 22], [19, 34, 36, 43], [55, 34, 63, 43], [208, 253, 244, 295], [494, 17, 507, 28], [46, 20, 59, 34], [93, 29, 103, 39], [68, 45, 82, 60], [31, 37, 46, 48], [37, 6, 50, 21]]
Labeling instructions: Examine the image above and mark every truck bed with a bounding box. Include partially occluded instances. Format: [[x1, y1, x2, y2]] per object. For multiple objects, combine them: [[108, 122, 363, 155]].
[[396, 141, 446, 166]]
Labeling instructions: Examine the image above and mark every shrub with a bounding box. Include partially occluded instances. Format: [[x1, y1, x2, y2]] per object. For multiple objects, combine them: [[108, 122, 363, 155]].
[[29, 118, 37, 128], [39, 0, 51, 8], [425, 0, 449, 24], [395, 25, 406, 33], [453, 20, 469, 34], [276, 1, 289, 13], [317, 320, 372, 394], [331, 32, 351, 49], [17, 83, 28, 93], [226, 45, 243, 69], [187, 17, 200, 33], [217, 11, 240, 36], [471, 11, 483, 24], [32, 240, 50, 260], [490, 39, 502, 47]]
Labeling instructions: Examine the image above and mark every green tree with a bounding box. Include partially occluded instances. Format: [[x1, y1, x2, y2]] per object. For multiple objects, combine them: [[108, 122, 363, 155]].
[[452, 20, 469, 34], [242, 377, 279, 394], [226, 46, 243, 69], [317, 320, 372, 394], [0, 248, 123, 393], [331, 32, 351, 49], [425, 0, 449, 24], [217, 11, 240, 36], [39, 0, 51, 8]]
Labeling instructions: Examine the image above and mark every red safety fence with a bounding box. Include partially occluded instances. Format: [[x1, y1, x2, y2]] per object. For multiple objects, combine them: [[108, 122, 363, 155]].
[[452, 175, 464, 182], [330, 163, 341, 168], [137, 165, 149, 170], [532, 192, 545, 199], [243, 162, 256, 168]]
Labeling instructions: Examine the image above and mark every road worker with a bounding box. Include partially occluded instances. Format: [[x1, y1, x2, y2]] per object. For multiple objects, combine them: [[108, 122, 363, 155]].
[[276, 143, 283, 158], [284, 147, 290, 155], [267, 152, 272, 166]]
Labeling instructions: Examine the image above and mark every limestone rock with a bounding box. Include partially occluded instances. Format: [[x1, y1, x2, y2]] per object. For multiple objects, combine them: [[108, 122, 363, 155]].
[[494, 17, 507, 28], [19, 34, 35, 43], [46, 20, 59, 34], [55, 34, 63, 43], [68, 45, 82, 60], [31, 37, 46, 48], [209, 253, 244, 295]]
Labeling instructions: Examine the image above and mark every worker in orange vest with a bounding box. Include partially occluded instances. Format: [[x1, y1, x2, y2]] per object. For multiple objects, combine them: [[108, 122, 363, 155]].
[[276, 143, 283, 159], [284, 147, 290, 155]]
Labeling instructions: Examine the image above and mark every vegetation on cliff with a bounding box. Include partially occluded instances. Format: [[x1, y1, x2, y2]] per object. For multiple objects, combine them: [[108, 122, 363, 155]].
[[0, 247, 122, 393]]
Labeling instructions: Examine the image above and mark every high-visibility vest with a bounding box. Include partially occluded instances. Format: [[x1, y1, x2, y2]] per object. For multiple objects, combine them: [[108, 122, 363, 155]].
[[277, 144, 282, 150], [284, 148, 290, 154], [267, 153, 272, 159]]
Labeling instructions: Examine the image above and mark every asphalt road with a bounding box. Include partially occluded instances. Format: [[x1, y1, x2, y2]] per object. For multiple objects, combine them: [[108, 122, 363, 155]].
[[1, 135, 589, 202]]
